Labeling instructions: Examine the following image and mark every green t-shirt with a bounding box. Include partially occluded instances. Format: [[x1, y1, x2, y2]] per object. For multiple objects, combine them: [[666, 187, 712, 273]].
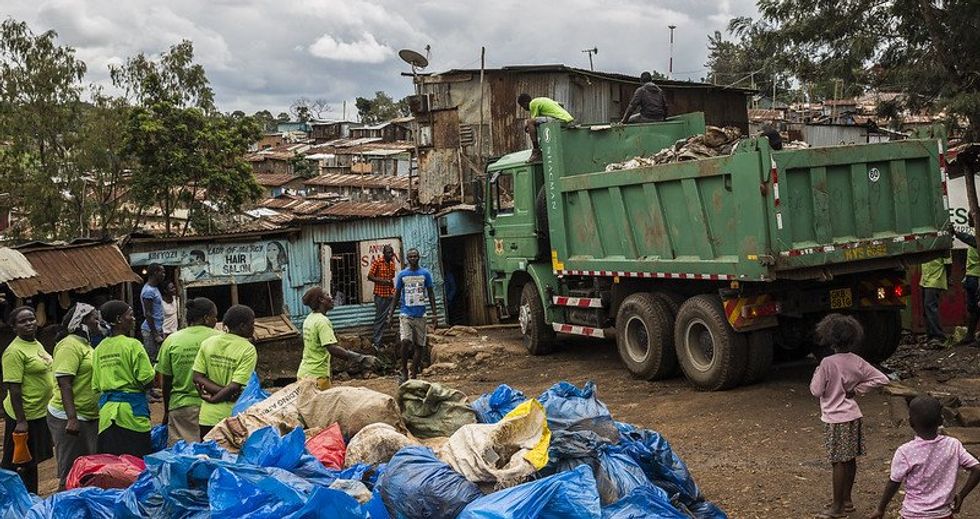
[[968, 247, 980, 278], [2, 338, 54, 421], [157, 325, 220, 411], [49, 334, 99, 420], [192, 333, 257, 426], [529, 97, 574, 123], [920, 257, 949, 290], [91, 335, 155, 433], [297, 312, 337, 379]]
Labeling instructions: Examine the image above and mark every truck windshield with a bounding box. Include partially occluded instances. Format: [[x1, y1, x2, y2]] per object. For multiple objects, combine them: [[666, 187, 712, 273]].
[[491, 172, 515, 215]]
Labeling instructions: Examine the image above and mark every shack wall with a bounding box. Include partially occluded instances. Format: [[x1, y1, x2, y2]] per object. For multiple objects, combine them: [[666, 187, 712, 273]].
[[284, 214, 447, 332]]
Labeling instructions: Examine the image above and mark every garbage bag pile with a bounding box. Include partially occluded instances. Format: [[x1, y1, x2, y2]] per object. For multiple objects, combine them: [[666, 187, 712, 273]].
[[3, 379, 726, 518], [605, 126, 743, 171]]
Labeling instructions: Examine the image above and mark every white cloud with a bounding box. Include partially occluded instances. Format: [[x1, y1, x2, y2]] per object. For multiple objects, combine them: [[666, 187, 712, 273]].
[[5, 0, 760, 114], [308, 32, 393, 63]]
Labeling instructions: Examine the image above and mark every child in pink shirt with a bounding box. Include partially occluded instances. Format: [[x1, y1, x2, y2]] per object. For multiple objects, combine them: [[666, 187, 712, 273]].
[[869, 395, 980, 519], [810, 313, 890, 518]]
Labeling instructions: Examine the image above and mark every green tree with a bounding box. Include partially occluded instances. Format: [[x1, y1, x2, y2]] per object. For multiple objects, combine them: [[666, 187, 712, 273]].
[[253, 109, 276, 131], [276, 112, 290, 122], [289, 154, 317, 179], [704, 19, 793, 98], [752, 0, 980, 134], [113, 41, 260, 235], [0, 19, 86, 239], [355, 91, 409, 124]]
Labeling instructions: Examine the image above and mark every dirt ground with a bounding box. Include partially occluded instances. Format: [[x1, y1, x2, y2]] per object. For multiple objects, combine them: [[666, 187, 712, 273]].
[[14, 327, 980, 518]]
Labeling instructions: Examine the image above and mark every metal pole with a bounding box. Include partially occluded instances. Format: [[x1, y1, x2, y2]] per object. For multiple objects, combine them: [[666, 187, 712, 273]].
[[478, 47, 486, 171], [668, 25, 676, 79]]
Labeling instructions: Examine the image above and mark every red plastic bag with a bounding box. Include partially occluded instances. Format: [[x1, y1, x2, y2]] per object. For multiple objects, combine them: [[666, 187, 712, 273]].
[[306, 422, 346, 469], [66, 454, 146, 490]]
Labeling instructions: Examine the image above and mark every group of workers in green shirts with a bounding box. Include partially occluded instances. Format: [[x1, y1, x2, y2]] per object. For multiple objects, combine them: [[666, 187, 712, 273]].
[[0, 274, 374, 496], [920, 215, 980, 346]]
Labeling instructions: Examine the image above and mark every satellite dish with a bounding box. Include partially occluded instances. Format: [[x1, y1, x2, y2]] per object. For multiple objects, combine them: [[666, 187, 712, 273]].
[[399, 49, 429, 70]]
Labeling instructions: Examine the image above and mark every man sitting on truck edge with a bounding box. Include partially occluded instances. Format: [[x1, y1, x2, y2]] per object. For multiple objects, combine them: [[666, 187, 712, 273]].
[[620, 71, 668, 124], [955, 213, 980, 346], [517, 93, 574, 163]]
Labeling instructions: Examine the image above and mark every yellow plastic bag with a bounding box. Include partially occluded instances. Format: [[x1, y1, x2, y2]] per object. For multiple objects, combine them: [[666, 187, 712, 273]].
[[502, 399, 551, 470]]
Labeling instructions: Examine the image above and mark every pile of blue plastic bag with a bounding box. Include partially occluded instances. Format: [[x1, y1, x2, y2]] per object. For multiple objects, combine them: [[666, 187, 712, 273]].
[[1, 381, 726, 518]]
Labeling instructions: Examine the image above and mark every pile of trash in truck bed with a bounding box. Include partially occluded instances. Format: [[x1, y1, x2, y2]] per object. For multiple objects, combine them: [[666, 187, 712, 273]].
[[1, 378, 727, 518], [604, 125, 809, 172]]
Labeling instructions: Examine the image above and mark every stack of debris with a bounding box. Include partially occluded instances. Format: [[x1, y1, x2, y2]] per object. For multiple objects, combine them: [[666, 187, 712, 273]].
[[605, 126, 743, 171]]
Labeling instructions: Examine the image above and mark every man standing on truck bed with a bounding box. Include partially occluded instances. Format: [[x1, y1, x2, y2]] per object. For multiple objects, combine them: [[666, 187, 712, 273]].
[[620, 71, 668, 124], [517, 93, 573, 163], [920, 256, 950, 346]]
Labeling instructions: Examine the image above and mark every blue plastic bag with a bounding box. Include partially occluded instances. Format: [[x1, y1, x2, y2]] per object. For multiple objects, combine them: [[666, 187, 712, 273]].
[[233, 372, 270, 416], [281, 487, 367, 519], [209, 466, 315, 518], [457, 464, 602, 519], [26, 488, 126, 519], [0, 469, 37, 518], [151, 424, 168, 452], [238, 426, 306, 470], [596, 446, 654, 505], [377, 446, 483, 518], [538, 382, 619, 462], [471, 384, 527, 423], [601, 486, 687, 519]]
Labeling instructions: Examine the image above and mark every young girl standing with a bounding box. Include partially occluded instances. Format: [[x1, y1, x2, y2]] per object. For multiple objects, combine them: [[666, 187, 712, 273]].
[[810, 313, 889, 518]]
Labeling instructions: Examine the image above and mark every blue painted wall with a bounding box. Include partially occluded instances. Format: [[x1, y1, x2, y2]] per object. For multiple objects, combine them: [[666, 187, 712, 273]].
[[284, 214, 447, 332]]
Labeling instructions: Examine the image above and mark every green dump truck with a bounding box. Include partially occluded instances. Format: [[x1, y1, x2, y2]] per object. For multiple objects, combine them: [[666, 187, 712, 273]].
[[483, 112, 951, 390]]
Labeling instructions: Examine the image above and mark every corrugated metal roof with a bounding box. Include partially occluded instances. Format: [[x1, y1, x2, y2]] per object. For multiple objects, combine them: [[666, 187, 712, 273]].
[[0, 248, 38, 284], [320, 201, 406, 218], [254, 172, 300, 187], [304, 173, 409, 190], [7, 243, 142, 297]]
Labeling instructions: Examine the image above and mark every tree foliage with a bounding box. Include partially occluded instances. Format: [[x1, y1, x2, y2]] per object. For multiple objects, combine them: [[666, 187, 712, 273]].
[[752, 0, 980, 135], [355, 91, 409, 124], [0, 19, 86, 238], [291, 97, 332, 122], [705, 18, 795, 100], [114, 42, 260, 235]]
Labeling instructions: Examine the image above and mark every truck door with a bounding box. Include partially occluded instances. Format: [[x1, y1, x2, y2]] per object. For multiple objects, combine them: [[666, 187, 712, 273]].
[[486, 166, 541, 267]]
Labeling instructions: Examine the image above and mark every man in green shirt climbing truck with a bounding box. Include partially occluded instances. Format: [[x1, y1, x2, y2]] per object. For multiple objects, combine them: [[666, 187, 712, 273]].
[[517, 93, 574, 163]]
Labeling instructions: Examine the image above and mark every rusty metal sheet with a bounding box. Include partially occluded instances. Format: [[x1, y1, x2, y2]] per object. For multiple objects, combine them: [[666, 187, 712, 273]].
[[254, 172, 300, 187], [7, 243, 142, 298], [304, 173, 409, 190], [320, 201, 406, 218], [0, 248, 38, 284]]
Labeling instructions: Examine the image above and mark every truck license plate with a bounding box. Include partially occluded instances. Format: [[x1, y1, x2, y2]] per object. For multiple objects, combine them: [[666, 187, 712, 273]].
[[830, 288, 853, 309]]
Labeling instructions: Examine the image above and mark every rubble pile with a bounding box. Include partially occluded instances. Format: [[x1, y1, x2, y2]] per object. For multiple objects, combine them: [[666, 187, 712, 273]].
[[605, 126, 743, 171], [1, 380, 728, 518]]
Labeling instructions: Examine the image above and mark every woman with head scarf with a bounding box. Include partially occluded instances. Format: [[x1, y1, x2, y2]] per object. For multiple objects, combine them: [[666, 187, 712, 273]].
[[47, 303, 101, 490], [91, 300, 155, 457], [1, 306, 54, 494]]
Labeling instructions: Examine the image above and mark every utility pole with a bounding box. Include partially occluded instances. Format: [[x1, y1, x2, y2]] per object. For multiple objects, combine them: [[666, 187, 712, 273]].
[[668, 25, 677, 79]]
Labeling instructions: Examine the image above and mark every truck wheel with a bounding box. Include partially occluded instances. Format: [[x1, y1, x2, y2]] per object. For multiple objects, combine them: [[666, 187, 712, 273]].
[[674, 295, 748, 391], [742, 330, 774, 385], [651, 292, 684, 376], [616, 293, 676, 380], [520, 283, 555, 355], [857, 311, 902, 363]]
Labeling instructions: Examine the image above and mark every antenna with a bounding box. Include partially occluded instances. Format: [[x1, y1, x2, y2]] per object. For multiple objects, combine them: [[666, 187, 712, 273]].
[[581, 47, 598, 71], [667, 25, 676, 79]]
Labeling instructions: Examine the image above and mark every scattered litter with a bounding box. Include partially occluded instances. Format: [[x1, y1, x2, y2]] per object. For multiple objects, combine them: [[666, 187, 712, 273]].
[[605, 126, 743, 171]]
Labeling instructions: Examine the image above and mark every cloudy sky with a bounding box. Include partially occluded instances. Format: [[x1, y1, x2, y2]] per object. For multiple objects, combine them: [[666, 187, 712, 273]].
[[5, 0, 759, 118]]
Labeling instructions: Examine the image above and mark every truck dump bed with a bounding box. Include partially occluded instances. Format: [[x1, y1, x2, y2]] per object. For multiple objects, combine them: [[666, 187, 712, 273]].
[[541, 113, 951, 282]]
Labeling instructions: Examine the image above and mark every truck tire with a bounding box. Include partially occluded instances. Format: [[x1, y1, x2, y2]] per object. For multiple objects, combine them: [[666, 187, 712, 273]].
[[520, 282, 555, 355], [674, 295, 748, 391], [742, 330, 774, 385], [651, 292, 684, 376], [616, 293, 677, 380], [652, 291, 684, 317], [857, 310, 902, 363]]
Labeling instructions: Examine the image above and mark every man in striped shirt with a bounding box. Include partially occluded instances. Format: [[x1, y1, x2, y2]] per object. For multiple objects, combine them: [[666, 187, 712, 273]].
[[368, 245, 398, 351]]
